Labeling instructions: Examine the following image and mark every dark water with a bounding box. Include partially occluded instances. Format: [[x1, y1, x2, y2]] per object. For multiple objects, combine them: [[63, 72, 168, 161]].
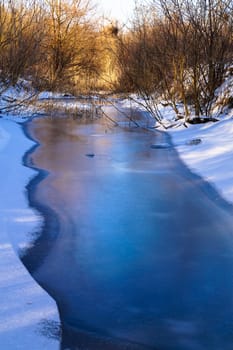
[[23, 108, 233, 350]]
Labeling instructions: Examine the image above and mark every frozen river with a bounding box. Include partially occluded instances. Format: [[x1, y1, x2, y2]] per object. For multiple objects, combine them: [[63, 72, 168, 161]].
[[22, 106, 233, 349]]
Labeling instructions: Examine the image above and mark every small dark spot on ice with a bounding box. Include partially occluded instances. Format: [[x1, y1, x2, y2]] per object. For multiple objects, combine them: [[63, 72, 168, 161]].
[[186, 138, 202, 145], [85, 153, 95, 158], [150, 143, 170, 149]]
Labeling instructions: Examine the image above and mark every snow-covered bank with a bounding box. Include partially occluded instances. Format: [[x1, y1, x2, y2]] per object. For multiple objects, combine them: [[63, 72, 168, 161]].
[[118, 97, 233, 204], [169, 117, 233, 204], [0, 119, 59, 349]]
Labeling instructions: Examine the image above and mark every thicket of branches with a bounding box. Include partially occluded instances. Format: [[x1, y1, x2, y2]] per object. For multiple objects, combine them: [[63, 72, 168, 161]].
[[0, 0, 108, 93], [1, 0, 233, 120], [117, 0, 233, 120]]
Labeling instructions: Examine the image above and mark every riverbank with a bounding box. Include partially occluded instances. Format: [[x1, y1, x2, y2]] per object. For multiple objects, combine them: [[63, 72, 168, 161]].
[[0, 119, 59, 349], [168, 117, 233, 204], [1, 96, 233, 348], [118, 99, 233, 205], [2, 82, 233, 207]]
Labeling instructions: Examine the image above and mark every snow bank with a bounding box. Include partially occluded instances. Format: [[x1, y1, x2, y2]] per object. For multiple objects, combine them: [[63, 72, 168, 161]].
[[37, 91, 74, 100], [117, 96, 233, 204], [0, 119, 59, 349], [169, 118, 233, 204]]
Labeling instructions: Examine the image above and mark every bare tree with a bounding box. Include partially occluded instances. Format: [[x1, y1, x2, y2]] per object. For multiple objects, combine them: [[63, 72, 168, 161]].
[[0, 0, 43, 86], [38, 0, 101, 91], [116, 4, 165, 124], [185, 0, 233, 116], [116, 0, 233, 124]]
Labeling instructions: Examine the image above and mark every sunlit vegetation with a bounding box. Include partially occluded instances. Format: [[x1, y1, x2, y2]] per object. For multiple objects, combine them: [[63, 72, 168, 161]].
[[0, 0, 232, 121], [0, 0, 112, 93], [116, 0, 233, 121]]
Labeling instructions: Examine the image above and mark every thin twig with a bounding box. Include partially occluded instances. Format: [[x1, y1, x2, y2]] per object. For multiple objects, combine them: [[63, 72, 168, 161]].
[[100, 96, 141, 127], [0, 92, 38, 112], [99, 106, 119, 126]]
